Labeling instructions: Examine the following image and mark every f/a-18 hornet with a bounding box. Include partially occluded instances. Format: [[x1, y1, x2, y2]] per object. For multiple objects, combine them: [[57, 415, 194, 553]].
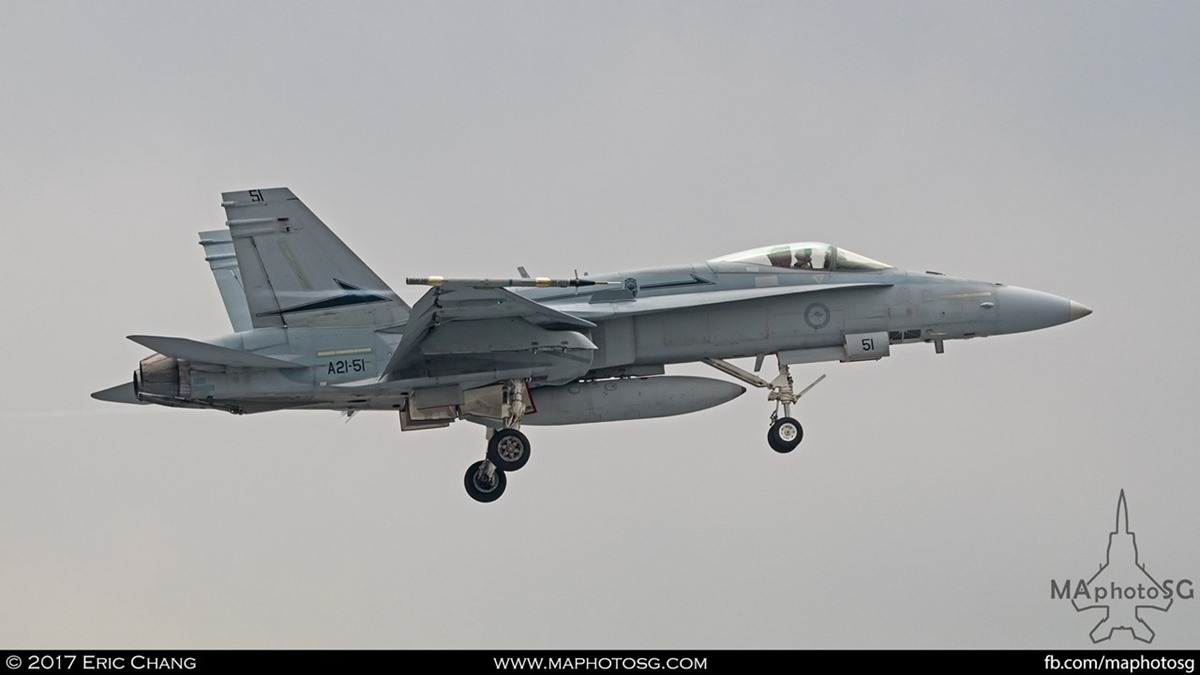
[[93, 188, 1091, 502]]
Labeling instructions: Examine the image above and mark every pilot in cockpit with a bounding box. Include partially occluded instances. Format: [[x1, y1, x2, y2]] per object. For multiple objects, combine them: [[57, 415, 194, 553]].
[[794, 249, 813, 269]]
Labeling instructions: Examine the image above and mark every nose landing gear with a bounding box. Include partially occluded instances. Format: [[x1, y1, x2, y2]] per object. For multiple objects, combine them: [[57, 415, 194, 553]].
[[704, 356, 825, 454], [768, 416, 803, 454]]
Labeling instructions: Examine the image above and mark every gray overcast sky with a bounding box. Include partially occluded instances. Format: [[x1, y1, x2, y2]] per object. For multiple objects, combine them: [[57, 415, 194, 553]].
[[2, 2, 1198, 648]]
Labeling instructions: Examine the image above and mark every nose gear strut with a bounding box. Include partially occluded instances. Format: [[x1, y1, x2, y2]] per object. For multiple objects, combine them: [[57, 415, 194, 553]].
[[703, 356, 825, 453]]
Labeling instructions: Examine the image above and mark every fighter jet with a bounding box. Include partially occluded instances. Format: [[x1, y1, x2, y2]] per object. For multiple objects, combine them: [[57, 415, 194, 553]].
[[92, 188, 1092, 502]]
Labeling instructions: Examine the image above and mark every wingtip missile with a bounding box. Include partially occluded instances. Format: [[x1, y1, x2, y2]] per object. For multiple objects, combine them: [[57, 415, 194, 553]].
[[406, 276, 611, 288]]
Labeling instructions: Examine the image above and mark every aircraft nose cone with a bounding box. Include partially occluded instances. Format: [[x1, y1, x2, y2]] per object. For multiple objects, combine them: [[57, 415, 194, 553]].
[[995, 286, 1088, 335]]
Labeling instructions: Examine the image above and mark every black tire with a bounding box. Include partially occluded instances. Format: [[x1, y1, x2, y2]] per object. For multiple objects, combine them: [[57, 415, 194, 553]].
[[464, 460, 507, 503], [487, 428, 531, 472], [767, 417, 803, 453]]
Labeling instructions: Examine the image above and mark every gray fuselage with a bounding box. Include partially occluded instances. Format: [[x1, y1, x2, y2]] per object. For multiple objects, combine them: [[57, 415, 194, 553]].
[[138, 260, 1080, 414]]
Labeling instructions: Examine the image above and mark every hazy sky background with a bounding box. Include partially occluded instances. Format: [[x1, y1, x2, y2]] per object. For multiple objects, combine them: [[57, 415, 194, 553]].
[[2, 2, 1198, 648]]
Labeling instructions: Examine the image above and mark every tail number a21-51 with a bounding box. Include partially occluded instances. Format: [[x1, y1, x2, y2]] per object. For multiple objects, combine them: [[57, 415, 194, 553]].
[[328, 358, 367, 375]]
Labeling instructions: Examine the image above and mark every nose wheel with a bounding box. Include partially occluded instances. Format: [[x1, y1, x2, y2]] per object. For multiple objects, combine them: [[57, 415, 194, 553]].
[[768, 416, 803, 453]]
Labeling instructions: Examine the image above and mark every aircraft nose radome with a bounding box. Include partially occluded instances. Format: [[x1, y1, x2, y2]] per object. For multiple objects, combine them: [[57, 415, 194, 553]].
[[995, 286, 1080, 335], [1069, 301, 1093, 322]]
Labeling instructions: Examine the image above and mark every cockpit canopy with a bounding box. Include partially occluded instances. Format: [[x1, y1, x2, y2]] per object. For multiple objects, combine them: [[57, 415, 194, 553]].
[[709, 242, 891, 272]]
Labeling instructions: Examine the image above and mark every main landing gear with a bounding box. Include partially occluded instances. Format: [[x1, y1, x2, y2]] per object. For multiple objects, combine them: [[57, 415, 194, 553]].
[[463, 380, 531, 503], [704, 356, 825, 454], [464, 460, 507, 503], [487, 427, 531, 471]]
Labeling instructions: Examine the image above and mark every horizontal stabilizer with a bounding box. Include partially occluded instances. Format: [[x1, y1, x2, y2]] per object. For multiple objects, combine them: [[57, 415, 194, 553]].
[[127, 335, 305, 369], [90, 381, 148, 405]]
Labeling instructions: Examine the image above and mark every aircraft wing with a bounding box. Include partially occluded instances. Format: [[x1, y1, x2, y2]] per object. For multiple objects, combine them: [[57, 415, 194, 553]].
[[380, 283, 596, 379], [548, 282, 893, 319]]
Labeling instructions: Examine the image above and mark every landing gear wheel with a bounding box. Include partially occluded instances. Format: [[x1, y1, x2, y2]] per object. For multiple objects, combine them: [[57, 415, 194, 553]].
[[487, 428, 531, 472], [768, 417, 803, 453], [464, 460, 507, 503]]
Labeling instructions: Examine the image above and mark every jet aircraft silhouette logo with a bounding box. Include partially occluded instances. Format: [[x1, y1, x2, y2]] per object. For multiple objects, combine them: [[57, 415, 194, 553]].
[[1066, 491, 1173, 643]]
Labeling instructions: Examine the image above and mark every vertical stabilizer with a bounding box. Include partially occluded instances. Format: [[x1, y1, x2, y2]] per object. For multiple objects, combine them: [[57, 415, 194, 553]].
[[198, 229, 253, 332], [221, 188, 410, 329]]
